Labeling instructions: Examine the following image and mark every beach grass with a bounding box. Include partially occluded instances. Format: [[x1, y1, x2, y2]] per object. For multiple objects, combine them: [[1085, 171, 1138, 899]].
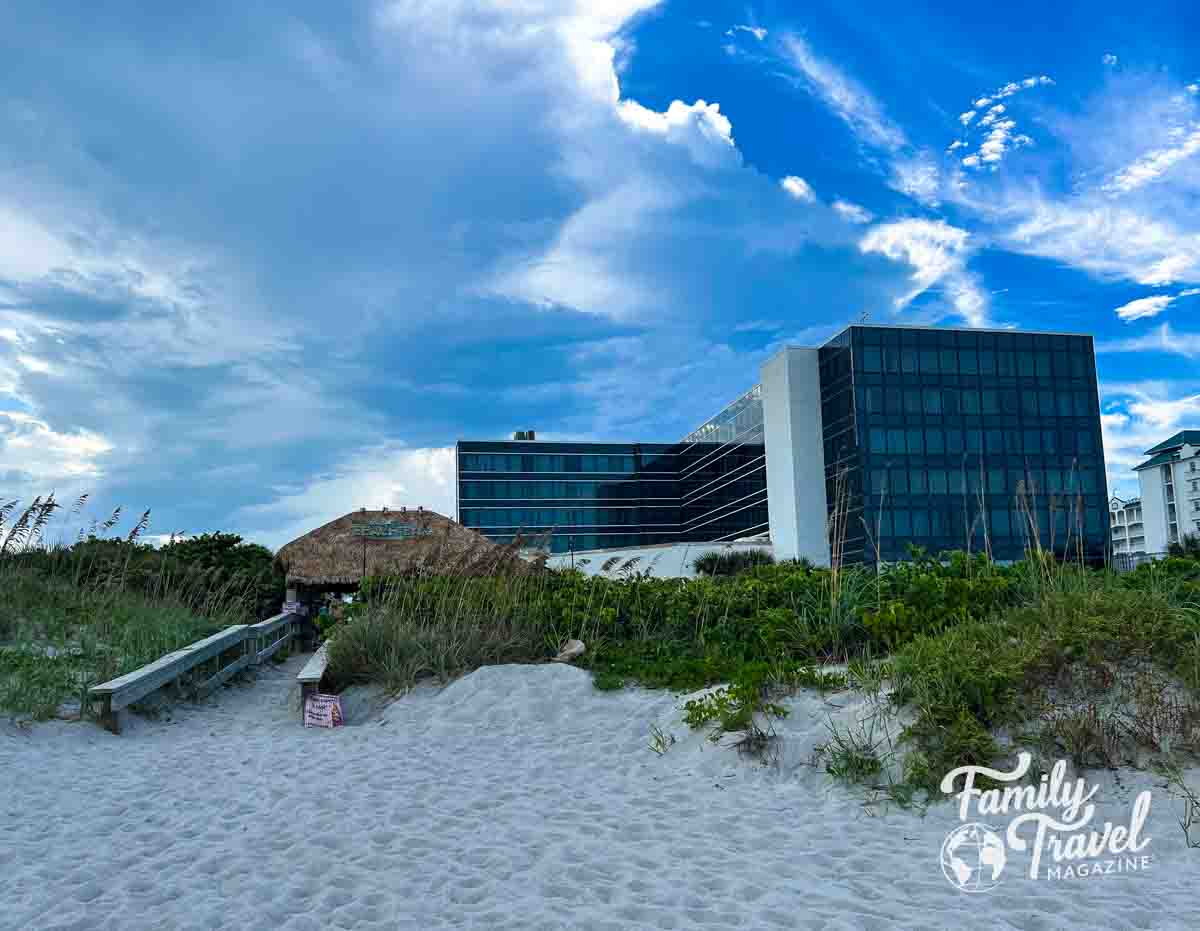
[[0, 494, 269, 720]]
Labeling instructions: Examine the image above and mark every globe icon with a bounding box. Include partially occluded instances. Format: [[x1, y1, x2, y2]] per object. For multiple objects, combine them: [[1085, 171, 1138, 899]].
[[940, 822, 1007, 893]]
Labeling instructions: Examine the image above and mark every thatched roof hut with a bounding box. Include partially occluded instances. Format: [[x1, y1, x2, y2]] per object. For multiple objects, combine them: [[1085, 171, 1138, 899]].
[[276, 507, 537, 586]]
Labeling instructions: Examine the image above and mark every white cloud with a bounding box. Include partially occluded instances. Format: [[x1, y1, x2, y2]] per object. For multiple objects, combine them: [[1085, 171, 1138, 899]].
[[780, 175, 816, 202], [1103, 53, 1119, 66], [727, 24, 766, 41], [0, 410, 112, 484], [1189, 83, 1199, 96], [1102, 125, 1200, 194], [1113, 294, 1173, 321], [832, 200, 874, 224], [616, 98, 737, 167], [1002, 200, 1200, 286], [778, 33, 906, 151], [859, 218, 989, 326], [234, 444, 456, 550], [950, 75, 1051, 169], [891, 153, 941, 206], [1097, 322, 1200, 358], [1097, 380, 1200, 495]]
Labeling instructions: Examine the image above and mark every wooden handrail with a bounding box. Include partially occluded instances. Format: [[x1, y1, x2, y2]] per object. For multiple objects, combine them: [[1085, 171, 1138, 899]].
[[88, 611, 303, 733]]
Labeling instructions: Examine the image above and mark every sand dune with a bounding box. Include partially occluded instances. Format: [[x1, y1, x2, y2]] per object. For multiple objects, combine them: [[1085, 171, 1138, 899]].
[[1, 657, 1194, 930]]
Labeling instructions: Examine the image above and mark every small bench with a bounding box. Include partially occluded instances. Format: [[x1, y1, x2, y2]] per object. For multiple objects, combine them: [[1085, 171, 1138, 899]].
[[296, 643, 329, 714]]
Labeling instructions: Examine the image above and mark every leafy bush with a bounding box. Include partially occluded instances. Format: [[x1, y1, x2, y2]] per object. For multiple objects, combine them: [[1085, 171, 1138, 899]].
[[692, 549, 775, 577]]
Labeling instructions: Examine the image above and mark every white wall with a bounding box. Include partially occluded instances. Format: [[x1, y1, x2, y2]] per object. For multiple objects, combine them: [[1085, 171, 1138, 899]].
[[545, 542, 774, 579], [1138, 465, 1169, 554], [760, 347, 829, 565]]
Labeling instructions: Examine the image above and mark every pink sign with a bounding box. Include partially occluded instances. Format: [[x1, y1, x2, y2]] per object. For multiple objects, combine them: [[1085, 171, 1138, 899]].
[[304, 693, 344, 728]]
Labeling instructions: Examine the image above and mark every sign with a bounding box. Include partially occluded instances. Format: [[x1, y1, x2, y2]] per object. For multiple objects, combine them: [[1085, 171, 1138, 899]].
[[303, 693, 345, 728], [350, 520, 434, 541], [282, 600, 305, 615]]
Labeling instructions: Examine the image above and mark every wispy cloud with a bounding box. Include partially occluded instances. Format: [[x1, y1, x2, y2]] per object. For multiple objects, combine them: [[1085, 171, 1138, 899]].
[[726, 24, 766, 41], [1114, 294, 1173, 321], [1098, 322, 1200, 358], [1102, 125, 1200, 194], [833, 200, 874, 224], [1114, 287, 1200, 321], [778, 33, 906, 152]]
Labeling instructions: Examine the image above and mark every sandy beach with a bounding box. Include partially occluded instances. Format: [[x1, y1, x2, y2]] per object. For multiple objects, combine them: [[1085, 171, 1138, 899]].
[[2, 657, 1195, 931]]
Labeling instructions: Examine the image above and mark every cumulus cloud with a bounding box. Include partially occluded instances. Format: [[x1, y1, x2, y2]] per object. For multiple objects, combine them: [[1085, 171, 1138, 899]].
[[233, 445, 456, 549], [780, 175, 816, 202], [1103, 53, 1119, 66], [859, 219, 989, 326], [951, 75, 1052, 170]]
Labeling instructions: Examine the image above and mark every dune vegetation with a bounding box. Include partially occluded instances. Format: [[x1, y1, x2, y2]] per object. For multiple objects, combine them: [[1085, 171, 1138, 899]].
[[0, 495, 281, 720]]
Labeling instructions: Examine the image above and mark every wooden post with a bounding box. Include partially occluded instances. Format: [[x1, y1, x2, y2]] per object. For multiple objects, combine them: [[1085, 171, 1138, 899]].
[[98, 696, 120, 735]]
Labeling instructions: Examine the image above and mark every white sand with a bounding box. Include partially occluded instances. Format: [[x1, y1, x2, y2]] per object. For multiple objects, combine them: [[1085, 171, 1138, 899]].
[[1, 657, 1195, 930]]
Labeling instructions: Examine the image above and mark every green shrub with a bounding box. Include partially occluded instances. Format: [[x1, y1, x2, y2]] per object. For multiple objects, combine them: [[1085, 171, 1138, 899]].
[[692, 549, 775, 577]]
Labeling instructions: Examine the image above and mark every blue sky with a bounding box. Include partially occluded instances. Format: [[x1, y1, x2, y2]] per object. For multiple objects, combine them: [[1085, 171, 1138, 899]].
[[2, 1, 1199, 547]]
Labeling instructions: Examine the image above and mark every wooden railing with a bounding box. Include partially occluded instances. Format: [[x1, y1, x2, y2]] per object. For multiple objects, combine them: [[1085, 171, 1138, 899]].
[[88, 611, 303, 733]]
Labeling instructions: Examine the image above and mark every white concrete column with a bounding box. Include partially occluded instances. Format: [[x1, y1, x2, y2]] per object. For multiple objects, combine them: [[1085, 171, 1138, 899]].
[[760, 348, 829, 565]]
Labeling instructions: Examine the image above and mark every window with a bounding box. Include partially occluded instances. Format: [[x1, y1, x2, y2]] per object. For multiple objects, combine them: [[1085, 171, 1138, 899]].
[[924, 388, 942, 414], [926, 428, 945, 454]]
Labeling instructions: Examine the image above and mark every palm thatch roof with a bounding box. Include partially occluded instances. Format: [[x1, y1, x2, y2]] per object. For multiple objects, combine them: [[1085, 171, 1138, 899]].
[[276, 508, 538, 585]]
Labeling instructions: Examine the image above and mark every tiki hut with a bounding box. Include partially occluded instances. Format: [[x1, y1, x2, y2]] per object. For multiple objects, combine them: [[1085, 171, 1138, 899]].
[[276, 507, 538, 604]]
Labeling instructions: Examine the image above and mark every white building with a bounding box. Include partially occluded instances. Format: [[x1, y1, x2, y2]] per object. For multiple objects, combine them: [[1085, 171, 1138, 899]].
[[1133, 431, 1200, 553], [1108, 495, 1145, 558]]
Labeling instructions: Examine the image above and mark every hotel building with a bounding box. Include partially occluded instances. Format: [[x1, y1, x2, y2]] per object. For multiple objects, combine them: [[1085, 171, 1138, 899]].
[[456, 325, 1110, 568], [1133, 431, 1200, 553]]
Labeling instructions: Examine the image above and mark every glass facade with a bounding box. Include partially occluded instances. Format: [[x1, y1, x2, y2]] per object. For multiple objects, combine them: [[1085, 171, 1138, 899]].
[[458, 388, 767, 554], [826, 326, 1109, 563], [457, 326, 1108, 564]]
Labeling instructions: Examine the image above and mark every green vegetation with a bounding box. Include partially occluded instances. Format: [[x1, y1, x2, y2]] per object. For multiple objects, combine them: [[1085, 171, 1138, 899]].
[[0, 495, 274, 720], [326, 540, 1200, 801], [692, 548, 776, 577]]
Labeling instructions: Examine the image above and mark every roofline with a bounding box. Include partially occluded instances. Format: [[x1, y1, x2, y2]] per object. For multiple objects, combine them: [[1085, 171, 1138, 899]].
[[824, 323, 1096, 343]]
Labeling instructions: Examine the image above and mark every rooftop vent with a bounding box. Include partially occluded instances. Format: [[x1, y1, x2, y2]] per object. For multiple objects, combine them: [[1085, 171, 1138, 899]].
[[513, 430, 537, 441]]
